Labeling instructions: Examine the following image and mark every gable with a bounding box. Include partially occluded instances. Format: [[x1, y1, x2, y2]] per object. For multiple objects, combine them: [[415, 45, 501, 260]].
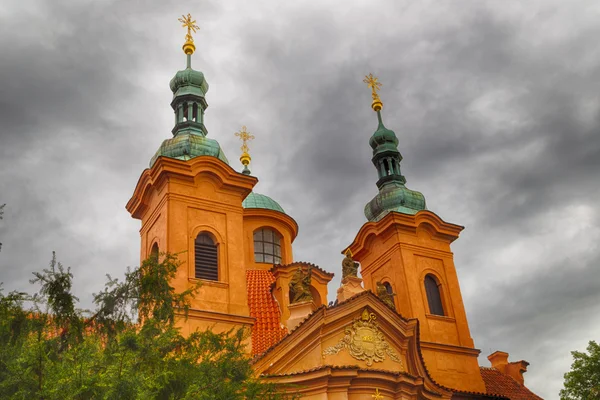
[[252, 291, 447, 394]]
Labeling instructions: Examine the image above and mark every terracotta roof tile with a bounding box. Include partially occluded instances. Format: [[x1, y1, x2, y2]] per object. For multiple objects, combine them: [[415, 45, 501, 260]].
[[246, 270, 288, 355], [480, 367, 542, 400]]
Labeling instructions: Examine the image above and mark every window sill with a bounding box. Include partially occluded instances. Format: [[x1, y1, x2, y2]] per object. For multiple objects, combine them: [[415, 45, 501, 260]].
[[188, 278, 229, 289], [425, 313, 455, 322]]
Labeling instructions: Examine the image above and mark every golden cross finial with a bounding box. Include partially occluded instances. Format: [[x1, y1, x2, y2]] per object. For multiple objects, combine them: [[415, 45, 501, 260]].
[[179, 13, 199, 43], [364, 73, 382, 96], [235, 126, 255, 173], [235, 126, 255, 155], [363, 73, 383, 111], [372, 388, 384, 399]]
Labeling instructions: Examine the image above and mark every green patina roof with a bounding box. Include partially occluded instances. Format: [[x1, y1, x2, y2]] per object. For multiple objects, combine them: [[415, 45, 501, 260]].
[[170, 68, 209, 98], [364, 181, 427, 221], [369, 113, 399, 157], [150, 132, 229, 167], [243, 192, 286, 214]]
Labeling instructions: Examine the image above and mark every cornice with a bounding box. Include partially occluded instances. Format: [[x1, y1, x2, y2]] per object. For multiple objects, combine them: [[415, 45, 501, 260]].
[[127, 156, 257, 219], [346, 210, 464, 260]]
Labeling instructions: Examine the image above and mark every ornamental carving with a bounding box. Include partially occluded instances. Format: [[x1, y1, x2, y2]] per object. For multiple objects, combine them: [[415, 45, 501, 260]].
[[323, 308, 402, 367]]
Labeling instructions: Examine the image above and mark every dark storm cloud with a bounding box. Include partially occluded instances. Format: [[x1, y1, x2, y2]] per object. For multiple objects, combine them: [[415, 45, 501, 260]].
[[470, 247, 600, 391], [1, 1, 599, 399]]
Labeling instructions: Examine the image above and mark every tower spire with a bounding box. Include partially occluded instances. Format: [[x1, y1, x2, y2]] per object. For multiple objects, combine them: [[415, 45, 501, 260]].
[[235, 126, 255, 175], [362, 74, 426, 221], [150, 13, 229, 167]]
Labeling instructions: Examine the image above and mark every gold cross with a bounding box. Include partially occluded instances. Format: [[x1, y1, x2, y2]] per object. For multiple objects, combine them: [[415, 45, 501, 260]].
[[363, 73, 384, 111], [363, 73, 382, 97], [372, 388, 384, 399], [235, 126, 255, 155], [179, 13, 199, 42]]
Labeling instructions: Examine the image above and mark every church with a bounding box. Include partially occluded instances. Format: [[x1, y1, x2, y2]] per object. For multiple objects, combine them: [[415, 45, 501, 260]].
[[126, 15, 542, 400]]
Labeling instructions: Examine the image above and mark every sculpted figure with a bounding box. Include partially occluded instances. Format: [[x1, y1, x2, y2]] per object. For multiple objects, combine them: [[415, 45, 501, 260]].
[[376, 281, 396, 310], [341, 249, 359, 279], [289, 267, 313, 304]]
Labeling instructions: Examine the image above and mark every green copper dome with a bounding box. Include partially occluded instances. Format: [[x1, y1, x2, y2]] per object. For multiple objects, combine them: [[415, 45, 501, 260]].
[[150, 133, 228, 167], [170, 68, 209, 98], [243, 192, 286, 214], [369, 120, 399, 155], [364, 182, 426, 221]]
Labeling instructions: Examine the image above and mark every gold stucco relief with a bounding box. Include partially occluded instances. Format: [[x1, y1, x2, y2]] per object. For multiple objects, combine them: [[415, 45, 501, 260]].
[[323, 308, 402, 368]]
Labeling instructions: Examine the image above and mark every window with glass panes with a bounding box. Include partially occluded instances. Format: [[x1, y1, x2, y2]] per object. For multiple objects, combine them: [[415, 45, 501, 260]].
[[253, 228, 282, 264]]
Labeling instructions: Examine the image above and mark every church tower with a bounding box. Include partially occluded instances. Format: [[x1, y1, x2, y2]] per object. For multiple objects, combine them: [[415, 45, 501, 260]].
[[345, 75, 487, 392], [126, 14, 257, 335]]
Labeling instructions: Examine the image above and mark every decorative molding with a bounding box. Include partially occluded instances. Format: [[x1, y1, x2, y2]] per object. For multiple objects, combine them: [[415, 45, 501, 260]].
[[323, 308, 402, 367]]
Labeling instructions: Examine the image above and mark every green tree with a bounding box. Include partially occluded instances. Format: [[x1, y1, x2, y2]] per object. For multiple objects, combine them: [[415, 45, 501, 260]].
[[0, 252, 290, 399], [560, 341, 600, 400]]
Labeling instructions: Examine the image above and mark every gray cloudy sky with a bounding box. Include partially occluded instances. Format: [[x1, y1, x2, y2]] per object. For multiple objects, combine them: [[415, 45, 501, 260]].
[[1, 0, 599, 397]]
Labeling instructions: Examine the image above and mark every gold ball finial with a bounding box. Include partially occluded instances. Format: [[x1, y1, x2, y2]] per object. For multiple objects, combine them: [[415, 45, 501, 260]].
[[179, 13, 199, 55], [363, 73, 383, 112]]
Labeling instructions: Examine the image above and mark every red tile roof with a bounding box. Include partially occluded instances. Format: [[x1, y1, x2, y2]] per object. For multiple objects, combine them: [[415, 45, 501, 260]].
[[246, 270, 288, 355], [480, 367, 542, 400]]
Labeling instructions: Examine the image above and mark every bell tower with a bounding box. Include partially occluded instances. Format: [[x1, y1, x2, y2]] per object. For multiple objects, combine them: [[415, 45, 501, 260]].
[[126, 14, 256, 335], [345, 75, 486, 392]]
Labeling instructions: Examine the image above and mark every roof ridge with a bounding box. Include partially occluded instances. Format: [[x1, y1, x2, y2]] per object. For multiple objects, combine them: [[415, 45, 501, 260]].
[[271, 261, 335, 277]]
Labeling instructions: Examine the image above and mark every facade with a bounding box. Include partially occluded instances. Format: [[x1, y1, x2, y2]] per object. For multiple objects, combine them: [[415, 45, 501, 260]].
[[126, 19, 542, 400]]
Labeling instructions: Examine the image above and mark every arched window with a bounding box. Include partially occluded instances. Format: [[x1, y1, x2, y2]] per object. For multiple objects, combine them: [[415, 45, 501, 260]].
[[254, 228, 282, 264], [195, 233, 218, 281], [150, 243, 159, 262], [424, 275, 444, 316]]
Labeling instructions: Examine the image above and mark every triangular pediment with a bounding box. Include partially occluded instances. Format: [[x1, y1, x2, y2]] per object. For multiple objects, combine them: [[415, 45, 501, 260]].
[[253, 291, 451, 397]]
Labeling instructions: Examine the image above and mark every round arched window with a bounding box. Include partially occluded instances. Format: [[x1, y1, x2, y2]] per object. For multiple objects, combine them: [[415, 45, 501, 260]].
[[253, 228, 282, 264]]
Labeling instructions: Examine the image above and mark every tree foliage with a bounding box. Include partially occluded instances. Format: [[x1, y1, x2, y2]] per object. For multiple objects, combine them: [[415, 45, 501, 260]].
[[560, 340, 600, 400], [0, 252, 288, 399]]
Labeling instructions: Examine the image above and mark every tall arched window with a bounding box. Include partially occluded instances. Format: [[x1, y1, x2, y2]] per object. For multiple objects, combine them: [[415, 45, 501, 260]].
[[195, 233, 218, 281], [254, 228, 282, 264], [424, 275, 444, 316]]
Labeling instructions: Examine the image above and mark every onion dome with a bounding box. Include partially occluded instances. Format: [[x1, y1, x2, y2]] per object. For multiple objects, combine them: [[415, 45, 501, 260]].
[[243, 192, 286, 214], [170, 68, 208, 98]]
